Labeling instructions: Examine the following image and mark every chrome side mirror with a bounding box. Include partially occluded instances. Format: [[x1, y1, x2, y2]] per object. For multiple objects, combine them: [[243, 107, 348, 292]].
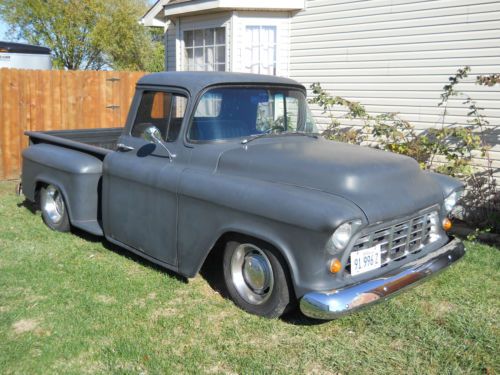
[[143, 126, 162, 143], [141, 125, 176, 161]]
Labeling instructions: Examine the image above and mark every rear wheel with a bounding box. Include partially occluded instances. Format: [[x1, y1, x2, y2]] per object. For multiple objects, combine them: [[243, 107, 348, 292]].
[[223, 237, 293, 318], [40, 184, 70, 232]]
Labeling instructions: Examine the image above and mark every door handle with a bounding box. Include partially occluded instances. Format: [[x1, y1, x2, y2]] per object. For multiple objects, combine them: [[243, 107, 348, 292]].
[[116, 143, 134, 151]]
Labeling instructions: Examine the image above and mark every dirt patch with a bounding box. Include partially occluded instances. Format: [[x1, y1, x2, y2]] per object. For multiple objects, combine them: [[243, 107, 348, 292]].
[[305, 364, 339, 375], [95, 295, 116, 304], [54, 349, 106, 374], [151, 307, 178, 321], [12, 319, 40, 335], [206, 364, 237, 374], [147, 292, 157, 300], [435, 301, 455, 315], [421, 300, 455, 317], [26, 294, 47, 304]]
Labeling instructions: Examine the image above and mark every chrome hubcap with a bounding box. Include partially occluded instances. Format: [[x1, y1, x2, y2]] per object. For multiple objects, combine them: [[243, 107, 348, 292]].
[[42, 185, 65, 224], [230, 244, 274, 305]]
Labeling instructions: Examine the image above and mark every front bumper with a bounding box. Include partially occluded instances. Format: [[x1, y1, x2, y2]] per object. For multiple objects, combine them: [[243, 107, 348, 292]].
[[300, 237, 465, 320]]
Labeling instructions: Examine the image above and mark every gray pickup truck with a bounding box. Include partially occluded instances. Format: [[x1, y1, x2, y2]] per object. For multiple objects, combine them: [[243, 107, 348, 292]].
[[20, 72, 465, 320]]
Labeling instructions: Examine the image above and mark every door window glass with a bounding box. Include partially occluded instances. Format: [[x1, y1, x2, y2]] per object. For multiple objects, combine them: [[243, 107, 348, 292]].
[[131, 91, 187, 142]]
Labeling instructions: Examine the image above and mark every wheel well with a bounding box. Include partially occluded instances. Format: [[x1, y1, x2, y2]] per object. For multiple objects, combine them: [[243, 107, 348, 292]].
[[202, 231, 296, 298], [34, 181, 71, 219], [34, 181, 47, 206]]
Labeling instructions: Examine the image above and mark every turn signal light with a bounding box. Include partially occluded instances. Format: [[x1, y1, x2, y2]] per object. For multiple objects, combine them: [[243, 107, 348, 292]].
[[329, 258, 342, 273], [442, 218, 452, 231]]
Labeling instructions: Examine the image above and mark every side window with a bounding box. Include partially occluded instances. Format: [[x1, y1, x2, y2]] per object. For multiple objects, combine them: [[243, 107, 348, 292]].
[[131, 91, 187, 142]]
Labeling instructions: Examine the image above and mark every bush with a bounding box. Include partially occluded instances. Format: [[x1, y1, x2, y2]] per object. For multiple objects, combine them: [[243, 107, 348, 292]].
[[310, 67, 499, 233]]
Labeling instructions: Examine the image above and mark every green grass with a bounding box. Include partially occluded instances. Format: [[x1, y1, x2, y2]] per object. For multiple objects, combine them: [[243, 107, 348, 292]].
[[0, 180, 498, 374]]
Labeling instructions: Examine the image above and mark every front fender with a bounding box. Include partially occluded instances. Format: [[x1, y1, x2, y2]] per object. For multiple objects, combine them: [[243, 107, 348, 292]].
[[424, 171, 464, 198], [176, 169, 366, 296]]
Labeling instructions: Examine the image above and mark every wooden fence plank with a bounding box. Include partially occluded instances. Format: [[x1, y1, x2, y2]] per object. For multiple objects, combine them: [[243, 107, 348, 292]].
[[10, 69, 21, 178], [0, 69, 12, 178], [2, 69, 13, 179], [0, 69, 5, 179], [0, 69, 143, 180]]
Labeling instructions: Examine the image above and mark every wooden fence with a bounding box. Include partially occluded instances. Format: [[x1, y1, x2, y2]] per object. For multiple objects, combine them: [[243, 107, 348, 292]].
[[0, 68, 145, 180]]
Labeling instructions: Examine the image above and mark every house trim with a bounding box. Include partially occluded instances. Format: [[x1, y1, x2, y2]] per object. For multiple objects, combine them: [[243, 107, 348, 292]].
[[163, 0, 305, 17], [141, 0, 168, 27]]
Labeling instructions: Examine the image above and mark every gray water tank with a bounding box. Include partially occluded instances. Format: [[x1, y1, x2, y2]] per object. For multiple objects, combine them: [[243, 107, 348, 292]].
[[0, 41, 52, 70]]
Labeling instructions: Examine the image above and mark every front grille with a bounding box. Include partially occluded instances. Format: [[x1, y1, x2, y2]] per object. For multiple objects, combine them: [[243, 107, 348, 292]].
[[346, 211, 438, 274]]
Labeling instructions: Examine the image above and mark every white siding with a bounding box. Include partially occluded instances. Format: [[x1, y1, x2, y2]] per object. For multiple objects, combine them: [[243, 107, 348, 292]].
[[165, 20, 177, 71], [290, 0, 500, 176]]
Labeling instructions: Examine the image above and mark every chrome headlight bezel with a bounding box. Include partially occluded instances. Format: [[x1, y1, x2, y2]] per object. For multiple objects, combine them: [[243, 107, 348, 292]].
[[331, 219, 363, 250], [444, 189, 464, 213]]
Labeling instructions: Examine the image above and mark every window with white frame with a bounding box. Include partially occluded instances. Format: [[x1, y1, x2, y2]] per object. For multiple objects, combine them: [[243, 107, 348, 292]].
[[184, 27, 226, 71], [244, 26, 277, 75]]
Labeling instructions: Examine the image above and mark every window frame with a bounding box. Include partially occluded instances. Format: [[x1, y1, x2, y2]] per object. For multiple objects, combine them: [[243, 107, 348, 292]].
[[244, 25, 278, 76], [184, 84, 309, 145], [129, 87, 190, 144], [183, 26, 227, 72]]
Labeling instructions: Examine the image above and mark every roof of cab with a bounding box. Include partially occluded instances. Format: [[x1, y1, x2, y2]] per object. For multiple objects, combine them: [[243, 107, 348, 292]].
[[137, 71, 305, 94]]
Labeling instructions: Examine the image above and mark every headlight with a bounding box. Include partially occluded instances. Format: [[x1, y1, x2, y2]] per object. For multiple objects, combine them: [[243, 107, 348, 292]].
[[444, 190, 463, 213], [331, 220, 363, 250]]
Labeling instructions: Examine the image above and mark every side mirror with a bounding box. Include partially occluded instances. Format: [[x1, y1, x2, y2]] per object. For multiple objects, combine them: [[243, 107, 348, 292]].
[[141, 125, 176, 161], [142, 125, 163, 143]]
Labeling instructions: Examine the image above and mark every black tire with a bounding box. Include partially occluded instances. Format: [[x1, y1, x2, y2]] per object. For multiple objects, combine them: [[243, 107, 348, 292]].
[[40, 184, 70, 232], [223, 236, 294, 318]]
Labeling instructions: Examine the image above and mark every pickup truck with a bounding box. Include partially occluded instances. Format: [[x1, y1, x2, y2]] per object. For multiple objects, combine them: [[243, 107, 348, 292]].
[[20, 72, 465, 320]]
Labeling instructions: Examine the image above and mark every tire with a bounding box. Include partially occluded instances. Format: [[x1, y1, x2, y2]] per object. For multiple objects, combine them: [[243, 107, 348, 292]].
[[223, 236, 294, 318], [40, 184, 70, 232]]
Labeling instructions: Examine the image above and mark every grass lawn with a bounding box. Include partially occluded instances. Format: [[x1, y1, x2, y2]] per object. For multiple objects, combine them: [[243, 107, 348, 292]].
[[0, 180, 498, 374]]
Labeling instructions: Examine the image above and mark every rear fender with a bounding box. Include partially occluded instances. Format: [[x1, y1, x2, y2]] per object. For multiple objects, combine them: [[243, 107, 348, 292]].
[[22, 144, 103, 235]]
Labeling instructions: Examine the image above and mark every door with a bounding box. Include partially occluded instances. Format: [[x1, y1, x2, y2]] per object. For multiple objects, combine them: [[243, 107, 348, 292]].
[[102, 90, 188, 266]]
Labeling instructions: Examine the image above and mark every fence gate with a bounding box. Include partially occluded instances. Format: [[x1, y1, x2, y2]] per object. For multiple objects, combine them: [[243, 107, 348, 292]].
[[0, 68, 144, 180]]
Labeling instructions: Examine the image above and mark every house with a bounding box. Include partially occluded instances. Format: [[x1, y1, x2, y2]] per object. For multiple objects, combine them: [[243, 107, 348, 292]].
[[142, 0, 499, 176]]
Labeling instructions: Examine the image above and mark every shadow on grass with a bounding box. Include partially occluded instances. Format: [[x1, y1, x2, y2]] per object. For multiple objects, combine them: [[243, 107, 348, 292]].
[[17, 199, 38, 214], [199, 245, 326, 326], [71, 227, 188, 284]]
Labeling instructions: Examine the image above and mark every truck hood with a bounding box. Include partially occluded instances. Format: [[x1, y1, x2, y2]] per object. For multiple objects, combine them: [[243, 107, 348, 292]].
[[215, 137, 444, 224]]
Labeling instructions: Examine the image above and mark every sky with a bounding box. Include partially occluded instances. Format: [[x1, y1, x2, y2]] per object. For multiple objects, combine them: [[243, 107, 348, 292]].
[[0, 20, 10, 41]]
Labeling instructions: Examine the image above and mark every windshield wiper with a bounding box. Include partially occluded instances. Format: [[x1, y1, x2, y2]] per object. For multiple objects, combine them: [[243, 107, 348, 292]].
[[241, 131, 272, 144], [241, 130, 318, 145]]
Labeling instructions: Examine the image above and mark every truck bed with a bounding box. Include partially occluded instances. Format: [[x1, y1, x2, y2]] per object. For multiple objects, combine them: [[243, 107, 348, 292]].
[[25, 128, 123, 159]]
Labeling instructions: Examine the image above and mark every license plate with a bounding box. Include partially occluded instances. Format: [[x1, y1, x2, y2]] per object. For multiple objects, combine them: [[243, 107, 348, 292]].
[[350, 244, 382, 276]]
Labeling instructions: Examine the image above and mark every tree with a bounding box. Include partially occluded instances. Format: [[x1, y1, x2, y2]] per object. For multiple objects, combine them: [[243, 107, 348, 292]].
[[0, 0, 164, 71]]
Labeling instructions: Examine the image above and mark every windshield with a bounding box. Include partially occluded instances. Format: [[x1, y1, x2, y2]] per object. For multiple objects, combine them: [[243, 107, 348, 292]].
[[189, 87, 317, 141]]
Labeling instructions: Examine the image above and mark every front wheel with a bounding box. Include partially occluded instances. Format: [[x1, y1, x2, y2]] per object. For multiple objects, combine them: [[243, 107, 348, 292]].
[[40, 184, 70, 232], [223, 237, 294, 318]]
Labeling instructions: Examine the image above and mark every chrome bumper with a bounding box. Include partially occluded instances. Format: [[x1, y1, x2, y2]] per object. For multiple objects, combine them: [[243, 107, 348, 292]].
[[300, 237, 465, 320]]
